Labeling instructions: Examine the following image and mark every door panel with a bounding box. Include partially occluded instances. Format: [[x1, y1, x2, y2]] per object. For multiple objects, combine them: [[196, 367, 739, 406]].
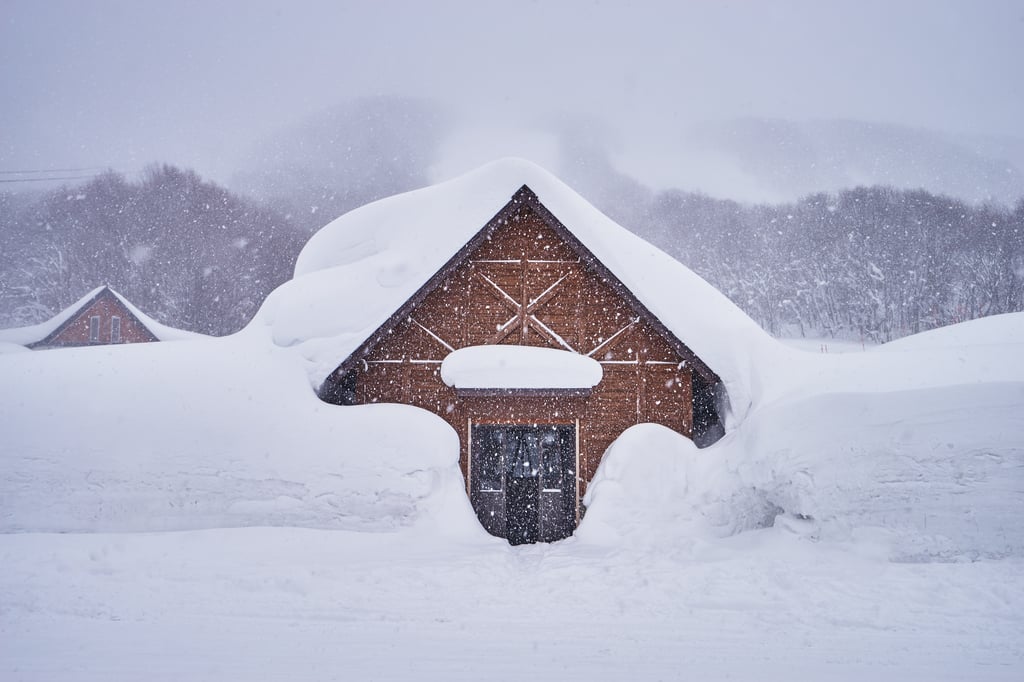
[[537, 426, 576, 542], [470, 425, 506, 537], [506, 476, 539, 545]]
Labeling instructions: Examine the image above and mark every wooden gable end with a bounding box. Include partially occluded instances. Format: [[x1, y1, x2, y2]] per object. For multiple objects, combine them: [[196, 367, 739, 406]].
[[322, 186, 724, 505], [31, 288, 159, 348], [330, 186, 719, 381]]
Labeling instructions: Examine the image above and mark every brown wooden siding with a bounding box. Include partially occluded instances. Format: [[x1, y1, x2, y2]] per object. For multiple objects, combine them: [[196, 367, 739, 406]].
[[346, 205, 696, 502]]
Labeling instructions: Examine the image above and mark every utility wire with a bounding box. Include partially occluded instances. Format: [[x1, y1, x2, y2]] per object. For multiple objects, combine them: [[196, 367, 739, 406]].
[[0, 167, 106, 175], [0, 174, 103, 183]]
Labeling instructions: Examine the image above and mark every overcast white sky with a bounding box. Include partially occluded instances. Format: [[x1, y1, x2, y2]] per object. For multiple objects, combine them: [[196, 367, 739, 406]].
[[2, 0, 1023, 190]]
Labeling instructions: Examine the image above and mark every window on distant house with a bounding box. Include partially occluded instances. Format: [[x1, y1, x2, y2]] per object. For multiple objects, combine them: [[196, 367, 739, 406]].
[[111, 316, 121, 343], [89, 315, 100, 343]]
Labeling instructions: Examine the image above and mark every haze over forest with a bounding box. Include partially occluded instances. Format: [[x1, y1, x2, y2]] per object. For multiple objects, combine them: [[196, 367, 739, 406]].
[[2, 1, 1023, 338]]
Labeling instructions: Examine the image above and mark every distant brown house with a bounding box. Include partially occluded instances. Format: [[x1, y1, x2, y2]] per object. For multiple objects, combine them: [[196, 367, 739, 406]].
[[28, 286, 159, 349], [319, 186, 724, 544], [0, 285, 201, 351]]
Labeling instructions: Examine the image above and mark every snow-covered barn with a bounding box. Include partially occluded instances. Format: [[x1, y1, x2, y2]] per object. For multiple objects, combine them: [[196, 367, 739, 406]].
[[282, 159, 769, 544], [0, 285, 201, 350]]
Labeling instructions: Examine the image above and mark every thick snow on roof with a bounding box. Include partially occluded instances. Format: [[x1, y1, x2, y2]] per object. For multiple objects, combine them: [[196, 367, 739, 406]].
[[440, 345, 602, 390], [253, 158, 779, 424], [0, 285, 206, 346]]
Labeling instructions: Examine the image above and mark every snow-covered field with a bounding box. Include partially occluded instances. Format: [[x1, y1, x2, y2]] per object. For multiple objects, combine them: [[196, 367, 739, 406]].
[[3, 525, 1022, 681], [2, 162, 1023, 680]]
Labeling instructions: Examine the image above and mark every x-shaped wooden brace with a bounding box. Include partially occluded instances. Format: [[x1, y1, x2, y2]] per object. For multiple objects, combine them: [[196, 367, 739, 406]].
[[473, 263, 577, 351]]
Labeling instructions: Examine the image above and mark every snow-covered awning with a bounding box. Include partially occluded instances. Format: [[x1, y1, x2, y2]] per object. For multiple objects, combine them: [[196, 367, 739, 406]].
[[440, 345, 602, 393]]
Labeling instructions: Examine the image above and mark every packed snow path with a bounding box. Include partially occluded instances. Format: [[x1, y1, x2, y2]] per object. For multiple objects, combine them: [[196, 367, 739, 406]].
[[2, 528, 1022, 681]]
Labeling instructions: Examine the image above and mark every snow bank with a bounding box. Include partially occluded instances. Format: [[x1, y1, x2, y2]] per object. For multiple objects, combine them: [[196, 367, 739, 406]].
[[582, 314, 1024, 561], [723, 382, 1024, 560], [582, 386, 1024, 561], [0, 336, 483, 539], [577, 425, 739, 546], [252, 158, 777, 425], [578, 424, 800, 550], [440, 345, 602, 389]]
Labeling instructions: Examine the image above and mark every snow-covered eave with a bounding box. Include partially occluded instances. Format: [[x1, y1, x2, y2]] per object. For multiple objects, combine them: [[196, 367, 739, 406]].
[[322, 185, 722, 388]]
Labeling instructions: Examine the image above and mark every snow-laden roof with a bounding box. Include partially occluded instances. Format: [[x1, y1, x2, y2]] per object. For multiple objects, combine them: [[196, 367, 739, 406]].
[[440, 345, 602, 390], [252, 158, 779, 423], [0, 286, 206, 346]]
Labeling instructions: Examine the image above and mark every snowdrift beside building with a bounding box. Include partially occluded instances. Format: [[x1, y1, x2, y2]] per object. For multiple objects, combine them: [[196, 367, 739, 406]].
[[580, 312, 1024, 560], [0, 337, 482, 539]]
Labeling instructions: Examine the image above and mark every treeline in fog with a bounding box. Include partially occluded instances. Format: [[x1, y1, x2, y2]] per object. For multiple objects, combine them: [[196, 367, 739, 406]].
[[632, 186, 1024, 342], [0, 166, 305, 335]]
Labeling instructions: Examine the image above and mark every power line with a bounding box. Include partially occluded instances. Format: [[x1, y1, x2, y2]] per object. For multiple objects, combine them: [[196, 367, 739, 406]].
[[0, 167, 106, 175], [0, 174, 102, 184]]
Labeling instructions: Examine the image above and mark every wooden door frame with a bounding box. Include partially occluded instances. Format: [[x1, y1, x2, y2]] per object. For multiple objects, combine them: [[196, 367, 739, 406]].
[[466, 418, 579, 541]]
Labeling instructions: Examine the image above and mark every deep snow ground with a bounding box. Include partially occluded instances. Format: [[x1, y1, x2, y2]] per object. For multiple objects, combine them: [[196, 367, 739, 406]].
[[2, 527, 1022, 681]]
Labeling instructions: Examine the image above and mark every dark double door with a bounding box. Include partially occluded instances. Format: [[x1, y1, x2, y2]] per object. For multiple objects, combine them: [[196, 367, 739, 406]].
[[470, 423, 577, 544]]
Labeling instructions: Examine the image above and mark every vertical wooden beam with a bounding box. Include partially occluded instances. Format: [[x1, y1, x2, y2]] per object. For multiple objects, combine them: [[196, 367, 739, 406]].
[[466, 418, 473, 495], [520, 257, 529, 344], [463, 266, 471, 348], [401, 356, 412, 403], [575, 418, 581, 524], [636, 362, 647, 422]]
